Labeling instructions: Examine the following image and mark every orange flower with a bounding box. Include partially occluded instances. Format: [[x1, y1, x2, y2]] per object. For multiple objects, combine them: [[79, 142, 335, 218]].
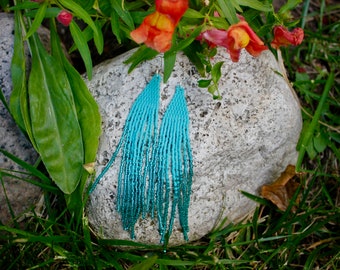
[[130, 0, 188, 53], [271, 26, 304, 49], [155, 0, 188, 24], [130, 11, 175, 52], [226, 21, 268, 62], [197, 20, 267, 62]]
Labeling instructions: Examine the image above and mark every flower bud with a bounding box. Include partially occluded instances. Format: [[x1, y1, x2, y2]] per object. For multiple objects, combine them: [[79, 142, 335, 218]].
[[57, 10, 73, 27]]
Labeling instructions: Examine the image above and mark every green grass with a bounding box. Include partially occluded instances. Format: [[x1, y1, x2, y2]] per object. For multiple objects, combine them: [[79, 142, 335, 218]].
[[1, 1, 339, 269]]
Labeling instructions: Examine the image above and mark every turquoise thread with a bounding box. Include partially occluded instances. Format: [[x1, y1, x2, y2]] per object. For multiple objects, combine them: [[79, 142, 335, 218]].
[[88, 76, 193, 243], [153, 85, 193, 243]]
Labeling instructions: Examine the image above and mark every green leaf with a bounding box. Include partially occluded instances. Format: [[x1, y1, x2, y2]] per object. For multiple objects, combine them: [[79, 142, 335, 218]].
[[0, 87, 9, 112], [99, 0, 112, 17], [50, 20, 101, 168], [0, 148, 52, 187], [72, 0, 95, 12], [183, 42, 205, 77], [111, 9, 122, 43], [125, 46, 159, 73], [296, 71, 335, 171], [198, 79, 212, 88], [25, 1, 47, 40], [183, 8, 205, 19], [68, 24, 93, 53], [313, 130, 328, 153], [58, 0, 100, 47], [163, 51, 176, 83], [238, 0, 272, 12], [9, 2, 39, 11], [25, 7, 62, 19], [0, 0, 9, 9], [216, 0, 238, 25], [211, 61, 224, 84], [279, 0, 302, 14], [69, 21, 93, 80], [168, 25, 204, 53], [27, 33, 84, 194], [10, 10, 27, 131], [50, 20, 101, 211], [111, 0, 135, 30], [130, 256, 158, 270], [94, 20, 104, 55]]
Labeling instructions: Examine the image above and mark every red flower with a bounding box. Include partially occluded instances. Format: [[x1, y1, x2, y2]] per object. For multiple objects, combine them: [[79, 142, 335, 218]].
[[57, 10, 73, 27], [130, 11, 175, 52], [271, 26, 304, 49], [155, 0, 188, 24], [197, 20, 268, 62], [130, 0, 188, 53]]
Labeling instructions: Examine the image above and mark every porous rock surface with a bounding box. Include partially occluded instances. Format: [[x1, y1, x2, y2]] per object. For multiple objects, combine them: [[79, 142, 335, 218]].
[[0, 13, 40, 224], [86, 48, 302, 246]]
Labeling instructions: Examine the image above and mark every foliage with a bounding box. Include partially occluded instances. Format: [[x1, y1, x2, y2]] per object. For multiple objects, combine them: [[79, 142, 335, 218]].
[[0, 0, 339, 269], [0, 0, 306, 212]]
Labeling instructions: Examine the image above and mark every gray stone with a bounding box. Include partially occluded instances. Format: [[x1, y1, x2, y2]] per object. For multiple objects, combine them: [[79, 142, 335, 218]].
[[86, 48, 302, 246], [0, 13, 40, 224]]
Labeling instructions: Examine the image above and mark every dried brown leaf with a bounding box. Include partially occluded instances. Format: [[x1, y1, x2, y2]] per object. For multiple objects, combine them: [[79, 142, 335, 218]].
[[261, 165, 301, 211]]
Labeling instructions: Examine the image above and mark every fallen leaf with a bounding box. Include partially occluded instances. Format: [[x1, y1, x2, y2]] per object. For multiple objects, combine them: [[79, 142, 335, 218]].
[[261, 165, 301, 211]]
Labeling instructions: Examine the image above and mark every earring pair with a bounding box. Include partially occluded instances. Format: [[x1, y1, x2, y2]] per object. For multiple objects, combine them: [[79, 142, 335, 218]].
[[89, 74, 193, 243]]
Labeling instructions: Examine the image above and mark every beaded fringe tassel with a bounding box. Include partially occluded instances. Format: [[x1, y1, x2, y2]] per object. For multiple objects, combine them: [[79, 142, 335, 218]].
[[151, 85, 193, 243], [89, 74, 160, 239], [89, 75, 193, 242]]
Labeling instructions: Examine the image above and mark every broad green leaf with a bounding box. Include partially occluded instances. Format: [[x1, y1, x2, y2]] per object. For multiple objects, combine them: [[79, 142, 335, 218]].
[[163, 51, 176, 83], [69, 21, 93, 80], [111, 0, 135, 30], [62, 48, 101, 175], [50, 20, 101, 166], [25, 1, 47, 40], [10, 10, 36, 149], [50, 20, 101, 210], [216, 0, 238, 25], [27, 33, 84, 194], [10, 10, 26, 131], [238, 0, 272, 12]]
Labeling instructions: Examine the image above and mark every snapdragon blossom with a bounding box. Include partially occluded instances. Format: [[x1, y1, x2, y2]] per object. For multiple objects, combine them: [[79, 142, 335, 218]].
[[130, 0, 188, 53], [271, 26, 304, 49], [197, 19, 268, 62]]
